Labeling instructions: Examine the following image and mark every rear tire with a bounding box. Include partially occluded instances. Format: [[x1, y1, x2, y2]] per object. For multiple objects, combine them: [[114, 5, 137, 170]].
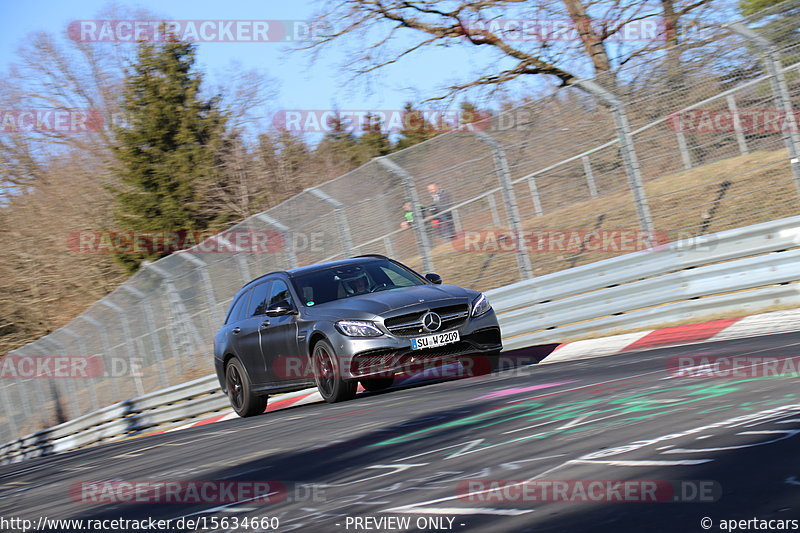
[[225, 358, 268, 417], [360, 376, 394, 392], [312, 340, 357, 403]]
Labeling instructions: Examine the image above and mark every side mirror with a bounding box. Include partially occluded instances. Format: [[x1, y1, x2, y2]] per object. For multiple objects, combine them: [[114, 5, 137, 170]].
[[425, 273, 443, 285], [266, 305, 297, 317]]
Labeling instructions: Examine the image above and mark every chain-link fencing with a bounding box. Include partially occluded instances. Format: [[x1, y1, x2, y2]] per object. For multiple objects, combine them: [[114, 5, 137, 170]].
[[2, 3, 800, 442]]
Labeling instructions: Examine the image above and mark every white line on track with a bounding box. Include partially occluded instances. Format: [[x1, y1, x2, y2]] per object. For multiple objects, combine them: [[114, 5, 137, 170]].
[[380, 402, 797, 516], [388, 506, 532, 516], [570, 459, 713, 466]]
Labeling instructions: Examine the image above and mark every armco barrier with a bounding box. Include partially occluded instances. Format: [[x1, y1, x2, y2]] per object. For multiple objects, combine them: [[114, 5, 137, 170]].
[[0, 375, 221, 464], [2, 216, 799, 464], [493, 216, 800, 349]]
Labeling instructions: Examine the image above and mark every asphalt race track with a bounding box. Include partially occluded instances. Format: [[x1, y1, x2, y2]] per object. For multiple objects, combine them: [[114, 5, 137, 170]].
[[1, 333, 798, 533]]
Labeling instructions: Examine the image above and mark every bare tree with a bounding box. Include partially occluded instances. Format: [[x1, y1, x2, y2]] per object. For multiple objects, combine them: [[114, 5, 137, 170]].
[[305, 0, 716, 99], [0, 150, 127, 355]]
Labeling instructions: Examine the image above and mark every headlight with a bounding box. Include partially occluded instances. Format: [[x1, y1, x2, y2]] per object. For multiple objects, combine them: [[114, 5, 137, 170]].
[[336, 320, 384, 337], [471, 293, 492, 317]]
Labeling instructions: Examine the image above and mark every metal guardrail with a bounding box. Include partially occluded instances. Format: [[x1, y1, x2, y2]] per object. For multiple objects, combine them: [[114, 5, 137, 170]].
[[7, 6, 800, 444], [0, 375, 222, 464], [494, 216, 800, 349], [2, 216, 799, 464]]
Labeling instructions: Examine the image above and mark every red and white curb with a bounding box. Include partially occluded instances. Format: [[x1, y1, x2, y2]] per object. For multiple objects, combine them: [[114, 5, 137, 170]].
[[151, 387, 354, 434], [150, 307, 800, 435], [542, 307, 800, 364], [150, 363, 468, 435]]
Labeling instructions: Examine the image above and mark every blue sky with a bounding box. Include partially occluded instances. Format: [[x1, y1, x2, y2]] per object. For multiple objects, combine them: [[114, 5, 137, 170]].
[[0, 0, 491, 123], [2, 0, 740, 135]]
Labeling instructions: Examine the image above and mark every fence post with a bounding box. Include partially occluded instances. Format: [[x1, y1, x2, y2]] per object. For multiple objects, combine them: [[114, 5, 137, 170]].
[[0, 381, 18, 440], [726, 94, 749, 156], [142, 262, 204, 377], [15, 338, 64, 425], [307, 187, 355, 257], [13, 348, 50, 422], [474, 130, 543, 221], [486, 193, 502, 227], [62, 327, 100, 411], [725, 22, 800, 196], [573, 79, 655, 240], [38, 338, 81, 419], [582, 155, 599, 198], [14, 375, 38, 430], [120, 285, 169, 390], [176, 253, 219, 324], [451, 209, 463, 234], [675, 132, 693, 170], [99, 300, 145, 397], [473, 131, 534, 279], [214, 234, 252, 283], [77, 315, 116, 377], [255, 214, 298, 269], [382, 236, 396, 258], [376, 156, 435, 273]]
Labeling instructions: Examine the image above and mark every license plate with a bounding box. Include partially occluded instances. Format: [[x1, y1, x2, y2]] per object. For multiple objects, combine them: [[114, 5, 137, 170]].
[[411, 330, 460, 350]]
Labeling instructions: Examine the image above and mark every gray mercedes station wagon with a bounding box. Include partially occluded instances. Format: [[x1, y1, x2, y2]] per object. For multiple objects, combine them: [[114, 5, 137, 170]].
[[214, 255, 502, 417]]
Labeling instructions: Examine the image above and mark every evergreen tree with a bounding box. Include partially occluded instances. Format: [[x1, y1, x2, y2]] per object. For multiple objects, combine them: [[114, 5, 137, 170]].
[[740, 0, 800, 65], [112, 39, 227, 272], [315, 112, 361, 168], [740, 0, 784, 14], [356, 112, 391, 163], [394, 102, 439, 151], [259, 130, 312, 199], [459, 101, 490, 128]]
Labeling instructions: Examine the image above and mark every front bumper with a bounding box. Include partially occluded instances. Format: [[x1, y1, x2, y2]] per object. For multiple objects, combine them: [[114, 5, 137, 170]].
[[330, 310, 502, 379]]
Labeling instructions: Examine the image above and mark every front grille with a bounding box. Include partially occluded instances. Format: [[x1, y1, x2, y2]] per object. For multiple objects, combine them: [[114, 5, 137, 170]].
[[351, 341, 476, 377], [399, 341, 472, 359], [351, 348, 397, 375], [384, 304, 470, 336]]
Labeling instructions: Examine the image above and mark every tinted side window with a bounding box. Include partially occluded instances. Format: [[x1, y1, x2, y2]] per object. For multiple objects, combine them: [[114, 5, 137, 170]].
[[268, 280, 294, 310], [378, 266, 418, 287], [247, 281, 272, 317], [226, 289, 252, 324]]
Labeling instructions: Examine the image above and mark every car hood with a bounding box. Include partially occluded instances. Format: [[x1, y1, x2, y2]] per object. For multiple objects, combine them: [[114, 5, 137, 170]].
[[303, 284, 477, 319]]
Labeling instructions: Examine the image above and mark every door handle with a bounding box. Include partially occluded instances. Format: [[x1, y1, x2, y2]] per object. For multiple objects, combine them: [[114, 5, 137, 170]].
[[260, 320, 270, 328], [232, 327, 241, 334]]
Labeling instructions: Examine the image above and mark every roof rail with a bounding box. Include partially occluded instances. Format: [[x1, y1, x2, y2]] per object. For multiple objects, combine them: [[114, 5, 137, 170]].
[[240, 270, 288, 289]]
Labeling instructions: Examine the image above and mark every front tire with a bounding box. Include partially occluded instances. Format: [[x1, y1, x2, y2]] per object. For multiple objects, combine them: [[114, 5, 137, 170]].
[[312, 340, 357, 403], [225, 358, 268, 417]]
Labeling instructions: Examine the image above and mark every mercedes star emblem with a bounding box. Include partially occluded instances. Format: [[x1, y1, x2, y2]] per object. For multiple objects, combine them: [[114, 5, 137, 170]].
[[421, 311, 442, 332]]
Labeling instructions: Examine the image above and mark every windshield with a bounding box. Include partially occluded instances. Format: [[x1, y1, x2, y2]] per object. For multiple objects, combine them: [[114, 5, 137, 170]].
[[290, 259, 427, 306]]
